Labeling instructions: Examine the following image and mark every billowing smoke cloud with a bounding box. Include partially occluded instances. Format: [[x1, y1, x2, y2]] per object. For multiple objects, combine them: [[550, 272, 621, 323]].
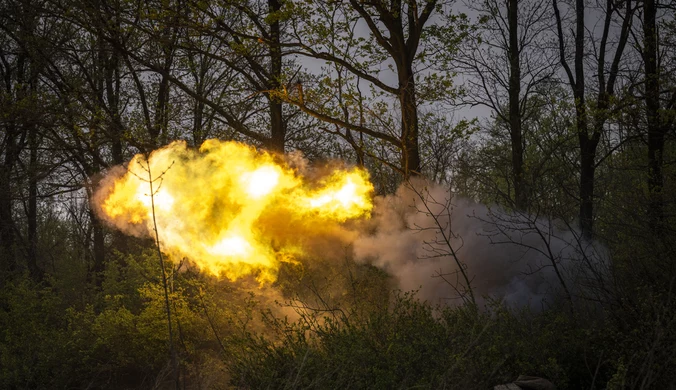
[[352, 179, 605, 309]]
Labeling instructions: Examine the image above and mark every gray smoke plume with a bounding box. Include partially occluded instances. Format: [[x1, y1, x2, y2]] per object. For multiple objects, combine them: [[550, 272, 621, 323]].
[[352, 179, 606, 309]]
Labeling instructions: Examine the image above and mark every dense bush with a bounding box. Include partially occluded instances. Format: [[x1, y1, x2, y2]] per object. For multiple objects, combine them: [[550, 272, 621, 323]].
[[4, 242, 676, 389], [226, 292, 598, 389]]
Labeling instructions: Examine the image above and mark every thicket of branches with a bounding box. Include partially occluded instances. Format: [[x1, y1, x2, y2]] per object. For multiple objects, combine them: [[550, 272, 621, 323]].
[[1, 0, 675, 388]]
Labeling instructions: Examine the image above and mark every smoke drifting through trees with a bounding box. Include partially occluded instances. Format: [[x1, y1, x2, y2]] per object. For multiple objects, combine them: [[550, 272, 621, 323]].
[[353, 179, 605, 309]]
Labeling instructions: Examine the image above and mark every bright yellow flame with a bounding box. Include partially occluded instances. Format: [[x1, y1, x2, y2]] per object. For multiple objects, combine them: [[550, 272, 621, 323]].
[[242, 166, 280, 199], [136, 187, 175, 213], [97, 140, 373, 283], [209, 235, 252, 257], [307, 173, 372, 220]]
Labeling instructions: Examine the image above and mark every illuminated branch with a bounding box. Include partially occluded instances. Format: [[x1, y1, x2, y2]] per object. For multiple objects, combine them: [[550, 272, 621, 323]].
[[135, 157, 180, 386]]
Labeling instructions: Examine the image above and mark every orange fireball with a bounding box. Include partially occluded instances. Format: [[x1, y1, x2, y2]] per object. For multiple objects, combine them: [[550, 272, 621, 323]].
[[97, 140, 373, 283]]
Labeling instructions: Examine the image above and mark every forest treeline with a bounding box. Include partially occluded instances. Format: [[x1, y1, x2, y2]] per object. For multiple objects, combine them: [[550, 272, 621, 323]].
[[1, 0, 675, 388]]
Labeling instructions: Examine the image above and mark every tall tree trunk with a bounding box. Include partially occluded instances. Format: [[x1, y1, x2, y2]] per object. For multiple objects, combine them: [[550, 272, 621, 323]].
[[27, 115, 42, 281], [579, 132, 599, 239], [269, 101, 285, 152], [154, 10, 176, 148], [154, 74, 171, 146], [88, 153, 106, 287], [104, 44, 129, 257], [105, 51, 124, 165], [399, 62, 420, 177], [572, 0, 595, 238], [268, 0, 286, 153], [508, 0, 526, 210], [89, 209, 106, 287], [190, 53, 207, 146], [193, 97, 205, 146], [0, 126, 18, 273], [643, 0, 664, 233]]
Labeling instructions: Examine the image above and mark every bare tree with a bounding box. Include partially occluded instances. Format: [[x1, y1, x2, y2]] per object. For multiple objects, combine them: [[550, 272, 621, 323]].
[[552, 0, 635, 239], [454, 0, 558, 211], [642, 0, 676, 233]]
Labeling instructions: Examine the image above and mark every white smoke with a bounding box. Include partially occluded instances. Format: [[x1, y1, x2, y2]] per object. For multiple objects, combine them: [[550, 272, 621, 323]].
[[352, 179, 606, 309]]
